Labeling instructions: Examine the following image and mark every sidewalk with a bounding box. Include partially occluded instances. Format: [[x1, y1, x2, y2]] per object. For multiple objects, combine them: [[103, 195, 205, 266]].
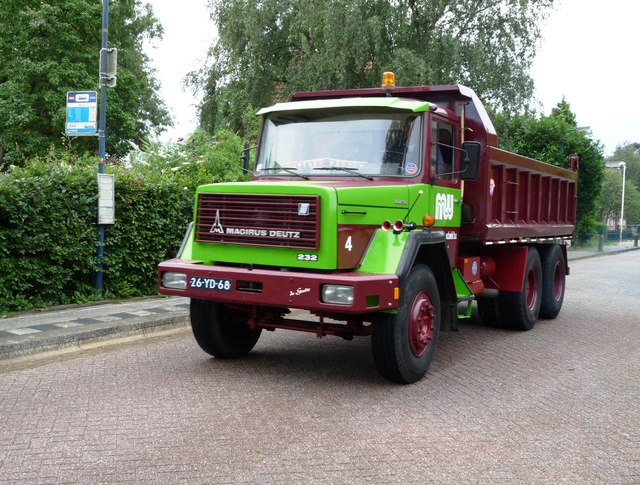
[[0, 297, 190, 361], [1, 241, 638, 362], [566, 239, 639, 260]]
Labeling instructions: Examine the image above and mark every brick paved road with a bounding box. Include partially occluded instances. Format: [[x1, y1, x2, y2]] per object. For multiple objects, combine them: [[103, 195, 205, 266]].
[[1, 251, 639, 484]]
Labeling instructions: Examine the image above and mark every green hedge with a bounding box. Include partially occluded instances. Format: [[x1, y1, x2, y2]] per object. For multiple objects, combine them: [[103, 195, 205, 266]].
[[100, 168, 193, 299], [0, 129, 247, 313]]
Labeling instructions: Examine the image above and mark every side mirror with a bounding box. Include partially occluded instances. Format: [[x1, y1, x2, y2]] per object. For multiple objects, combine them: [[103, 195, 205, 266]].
[[460, 141, 481, 181]]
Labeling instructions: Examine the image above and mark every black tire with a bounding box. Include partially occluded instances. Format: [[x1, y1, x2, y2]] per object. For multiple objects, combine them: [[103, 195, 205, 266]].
[[371, 264, 441, 384], [477, 295, 504, 327], [500, 247, 542, 331], [189, 299, 262, 358], [539, 245, 566, 319]]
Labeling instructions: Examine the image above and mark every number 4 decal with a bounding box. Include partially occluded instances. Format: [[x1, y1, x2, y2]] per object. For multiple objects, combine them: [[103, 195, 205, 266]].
[[345, 236, 353, 252]]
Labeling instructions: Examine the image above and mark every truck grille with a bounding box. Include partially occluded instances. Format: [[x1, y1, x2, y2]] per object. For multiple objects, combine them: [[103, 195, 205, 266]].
[[194, 193, 320, 249]]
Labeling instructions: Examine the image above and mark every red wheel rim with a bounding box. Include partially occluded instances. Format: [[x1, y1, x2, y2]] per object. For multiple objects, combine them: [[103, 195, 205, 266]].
[[408, 291, 436, 357], [526, 267, 539, 310]]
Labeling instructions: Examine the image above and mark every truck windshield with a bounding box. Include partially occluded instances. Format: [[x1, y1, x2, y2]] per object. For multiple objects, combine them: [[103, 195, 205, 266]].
[[255, 109, 422, 177]]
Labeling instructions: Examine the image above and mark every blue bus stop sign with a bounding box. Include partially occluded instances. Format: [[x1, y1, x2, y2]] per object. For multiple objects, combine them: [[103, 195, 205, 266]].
[[66, 91, 98, 136]]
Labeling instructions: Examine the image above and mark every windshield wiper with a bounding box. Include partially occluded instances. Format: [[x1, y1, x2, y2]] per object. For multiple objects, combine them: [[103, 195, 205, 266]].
[[313, 167, 374, 180], [261, 165, 309, 180]]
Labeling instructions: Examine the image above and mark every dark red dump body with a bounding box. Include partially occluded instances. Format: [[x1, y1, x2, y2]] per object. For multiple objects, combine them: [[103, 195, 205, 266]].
[[461, 147, 577, 244]]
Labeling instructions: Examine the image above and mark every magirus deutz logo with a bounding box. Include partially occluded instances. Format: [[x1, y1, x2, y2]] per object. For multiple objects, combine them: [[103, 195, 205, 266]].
[[209, 210, 301, 239], [210, 210, 224, 234]]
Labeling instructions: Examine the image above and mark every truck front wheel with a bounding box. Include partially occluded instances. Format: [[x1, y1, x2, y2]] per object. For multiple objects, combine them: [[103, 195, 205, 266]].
[[539, 245, 566, 319], [190, 299, 262, 358], [371, 264, 441, 384], [500, 247, 542, 331]]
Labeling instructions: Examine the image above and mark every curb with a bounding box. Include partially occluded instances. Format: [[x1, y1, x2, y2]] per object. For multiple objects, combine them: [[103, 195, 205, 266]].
[[0, 312, 189, 361], [568, 245, 639, 261]]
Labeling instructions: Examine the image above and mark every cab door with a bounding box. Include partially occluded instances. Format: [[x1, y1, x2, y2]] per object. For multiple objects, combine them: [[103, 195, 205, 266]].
[[429, 116, 462, 263]]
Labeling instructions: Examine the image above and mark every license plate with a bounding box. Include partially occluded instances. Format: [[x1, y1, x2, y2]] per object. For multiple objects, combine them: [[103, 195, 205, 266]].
[[189, 277, 232, 291]]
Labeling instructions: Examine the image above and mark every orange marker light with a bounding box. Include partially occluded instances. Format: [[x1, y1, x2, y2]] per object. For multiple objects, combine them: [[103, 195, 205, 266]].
[[423, 215, 436, 227]]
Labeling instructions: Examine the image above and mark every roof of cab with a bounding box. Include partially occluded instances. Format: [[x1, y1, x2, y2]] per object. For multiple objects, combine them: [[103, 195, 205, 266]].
[[257, 96, 431, 115]]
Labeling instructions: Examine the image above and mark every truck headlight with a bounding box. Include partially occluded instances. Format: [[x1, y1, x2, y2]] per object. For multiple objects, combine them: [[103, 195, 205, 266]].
[[321, 285, 354, 305], [162, 272, 187, 290]]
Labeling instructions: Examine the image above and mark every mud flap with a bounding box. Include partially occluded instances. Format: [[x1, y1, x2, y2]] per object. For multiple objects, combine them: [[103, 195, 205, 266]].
[[441, 302, 458, 332]]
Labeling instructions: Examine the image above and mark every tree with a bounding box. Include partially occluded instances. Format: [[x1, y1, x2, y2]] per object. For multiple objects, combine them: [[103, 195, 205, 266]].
[[623, 180, 640, 225], [189, 0, 554, 134], [609, 142, 640, 193], [494, 99, 605, 243], [0, 0, 171, 167], [600, 170, 640, 226], [600, 169, 622, 223], [604, 143, 640, 226]]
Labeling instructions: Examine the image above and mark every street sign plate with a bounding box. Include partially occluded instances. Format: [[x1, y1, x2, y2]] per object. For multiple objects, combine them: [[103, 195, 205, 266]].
[[98, 173, 115, 225], [66, 91, 98, 136]]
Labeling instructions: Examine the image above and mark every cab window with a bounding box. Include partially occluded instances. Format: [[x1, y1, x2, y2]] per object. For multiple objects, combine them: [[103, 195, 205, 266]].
[[431, 120, 455, 181], [255, 109, 423, 177]]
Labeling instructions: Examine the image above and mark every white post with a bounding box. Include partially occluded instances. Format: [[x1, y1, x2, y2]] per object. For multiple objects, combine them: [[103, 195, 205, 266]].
[[620, 162, 626, 242]]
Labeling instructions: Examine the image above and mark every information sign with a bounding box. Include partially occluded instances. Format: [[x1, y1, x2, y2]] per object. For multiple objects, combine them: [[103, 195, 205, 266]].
[[66, 91, 98, 135], [98, 173, 115, 225]]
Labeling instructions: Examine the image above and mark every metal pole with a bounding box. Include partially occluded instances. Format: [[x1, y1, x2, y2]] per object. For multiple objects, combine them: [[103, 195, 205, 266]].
[[95, 0, 109, 295], [620, 162, 626, 242]]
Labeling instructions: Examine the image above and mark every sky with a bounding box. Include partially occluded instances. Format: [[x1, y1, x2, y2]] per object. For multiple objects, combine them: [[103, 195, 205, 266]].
[[144, 1, 213, 143], [147, 0, 640, 156], [530, 0, 640, 156]]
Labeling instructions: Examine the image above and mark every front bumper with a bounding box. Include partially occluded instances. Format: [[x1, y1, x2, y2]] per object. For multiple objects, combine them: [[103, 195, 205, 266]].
[[158, 259, 399, 314]]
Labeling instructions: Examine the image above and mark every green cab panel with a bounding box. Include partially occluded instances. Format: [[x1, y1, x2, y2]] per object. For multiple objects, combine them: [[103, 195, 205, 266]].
[[336, 185, 409, 208], [428, 186, 462, 228], [182, 180, 460, 273], [356, 229, 411, 275], [188, 181, 339, 270]]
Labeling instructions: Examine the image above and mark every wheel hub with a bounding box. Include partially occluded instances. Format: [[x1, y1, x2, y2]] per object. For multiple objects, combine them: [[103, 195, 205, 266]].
[[409, 291, 435, 357]]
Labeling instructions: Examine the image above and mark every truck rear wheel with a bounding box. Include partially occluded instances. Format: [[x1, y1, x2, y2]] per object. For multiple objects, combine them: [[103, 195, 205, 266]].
[[190, 299, 262, 358], [371, 264, 441, 384], [539, 245, 566, 319], [500, 247, 542, 331]]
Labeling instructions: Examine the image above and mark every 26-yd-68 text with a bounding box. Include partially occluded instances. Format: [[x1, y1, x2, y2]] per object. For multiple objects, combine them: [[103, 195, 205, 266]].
[[189, 277, 232, 291]]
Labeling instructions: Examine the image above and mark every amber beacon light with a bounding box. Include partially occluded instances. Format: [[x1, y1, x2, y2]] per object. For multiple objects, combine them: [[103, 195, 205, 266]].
[[382, 71, 395, 90]]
